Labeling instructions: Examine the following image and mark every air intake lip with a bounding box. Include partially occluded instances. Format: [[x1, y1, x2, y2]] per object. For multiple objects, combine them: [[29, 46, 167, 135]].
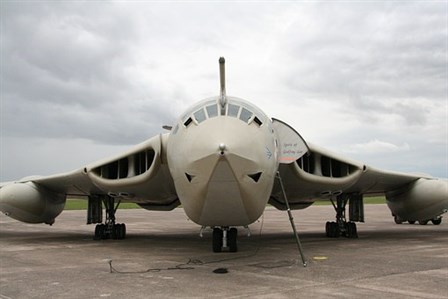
[[247, 172, 262, 183]]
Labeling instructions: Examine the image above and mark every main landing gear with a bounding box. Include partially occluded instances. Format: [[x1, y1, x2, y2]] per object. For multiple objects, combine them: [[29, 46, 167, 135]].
[[212, 227, 238, 252], [325, 194, 362, 239], [88, 195, 127, 240], [394, 215, 442, 225]]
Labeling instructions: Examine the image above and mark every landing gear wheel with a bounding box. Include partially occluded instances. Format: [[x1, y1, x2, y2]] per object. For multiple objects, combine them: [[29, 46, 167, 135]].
[[333, 222, 341, 238], [326, 222, 340, 238], [94, 224, 107, 240], [112, 224, 118, 240], [94, 224, 100, 240], [346, 222, 358, 238], [394, 216, 403, 224], [419, 220, 429, 225], [325, 194, 363, 239], [431, 218, 442, 225], [121, 223, 127, 238], [228, 228, 238, 252], [212, 228, 223, 252], [92, 196, 127, 241], [408, 220, 416, 224], [325, 221, 331, 237], [94, 224, 104, 240], [118, 223, 126, 239], [114, 223, 126, 239]]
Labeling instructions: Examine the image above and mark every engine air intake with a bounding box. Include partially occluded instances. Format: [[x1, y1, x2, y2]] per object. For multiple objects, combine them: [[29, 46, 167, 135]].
[[92, 149, 156, 180]]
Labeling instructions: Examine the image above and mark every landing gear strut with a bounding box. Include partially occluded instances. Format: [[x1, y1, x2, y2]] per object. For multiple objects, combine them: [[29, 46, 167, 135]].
[[212, 227, 238, 252], [326, 194, 359, 238], [89, 196, 126, 240]]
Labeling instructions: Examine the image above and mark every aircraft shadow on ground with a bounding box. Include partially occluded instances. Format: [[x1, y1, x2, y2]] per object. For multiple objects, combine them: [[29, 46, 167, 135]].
[[1, 226, 446, 249]]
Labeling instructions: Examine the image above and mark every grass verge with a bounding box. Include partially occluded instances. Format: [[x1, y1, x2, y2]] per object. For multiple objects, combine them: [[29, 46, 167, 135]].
[[64, 200, 139, 210], [313, 196, 386, 205], [64, 196, 386, 210]]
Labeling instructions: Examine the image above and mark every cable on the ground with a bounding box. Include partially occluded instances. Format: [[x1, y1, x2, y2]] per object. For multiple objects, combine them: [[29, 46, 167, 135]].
[[107, 214, 297, 274]]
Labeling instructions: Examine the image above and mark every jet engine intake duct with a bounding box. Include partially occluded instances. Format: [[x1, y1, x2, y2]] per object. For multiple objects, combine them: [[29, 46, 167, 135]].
[[92, 149, 156, 180], [296, 151, 360, 178]]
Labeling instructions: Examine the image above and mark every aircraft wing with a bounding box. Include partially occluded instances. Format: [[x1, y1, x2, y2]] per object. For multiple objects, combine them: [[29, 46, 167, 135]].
[[0, 134, 178, 224], [270, 142, 442, 210]]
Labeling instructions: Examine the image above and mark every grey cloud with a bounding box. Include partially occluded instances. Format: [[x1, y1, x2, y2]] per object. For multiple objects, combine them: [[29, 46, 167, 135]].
[[279, 2, 446, 102], [343, 96, 432, 126], [1, 2, 446, 180], [2, 2, 183, 145]]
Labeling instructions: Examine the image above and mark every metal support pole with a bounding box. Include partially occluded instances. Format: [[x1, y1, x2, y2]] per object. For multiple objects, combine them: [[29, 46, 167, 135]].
[[276, 171, 307, 267]]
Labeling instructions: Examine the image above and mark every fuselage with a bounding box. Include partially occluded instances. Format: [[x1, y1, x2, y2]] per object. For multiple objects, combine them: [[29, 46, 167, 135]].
[[167, 96, 279, 226]]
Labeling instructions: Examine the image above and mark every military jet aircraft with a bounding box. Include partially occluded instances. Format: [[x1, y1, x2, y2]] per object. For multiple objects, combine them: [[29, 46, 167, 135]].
[[1, 58, 447, 253]]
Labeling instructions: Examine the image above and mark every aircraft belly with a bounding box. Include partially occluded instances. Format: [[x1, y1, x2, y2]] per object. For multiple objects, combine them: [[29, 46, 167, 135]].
[[198, 160, 250, 226], [199, 180, 249, 226]]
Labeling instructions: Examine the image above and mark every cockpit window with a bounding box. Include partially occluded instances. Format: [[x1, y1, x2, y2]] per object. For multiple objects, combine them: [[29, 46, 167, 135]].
[[194, 108, 207, 123], [180, 97, 266, 129], [239, 107, 253, 122], [184, 117, 193, 127], [253, 116, 263, 127], [206, 104, 218, 118], [227, 104, 240, 117]]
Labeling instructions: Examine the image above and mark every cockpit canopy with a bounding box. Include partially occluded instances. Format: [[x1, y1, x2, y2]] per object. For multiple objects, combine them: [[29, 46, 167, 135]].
[[172, 96, 268, 134]]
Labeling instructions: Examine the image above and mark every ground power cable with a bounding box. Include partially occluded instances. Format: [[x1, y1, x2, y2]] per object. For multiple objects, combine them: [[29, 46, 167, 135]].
[[107, 211, 300, 275], [107, 214, 277, 274]]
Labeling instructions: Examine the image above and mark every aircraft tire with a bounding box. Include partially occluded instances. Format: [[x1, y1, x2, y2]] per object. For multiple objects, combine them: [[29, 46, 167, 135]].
[[419, 220, 429, 225], [94, 224, 102, 240], [346, 222, 358, 238], [431, 218, 442, 225], [408, 220, 416, 224], [325, 221, 331, 237], [212, 228, 223, 253], [328, 222, 340, 238], [116, 223, 126, 239], [394, 216, 403, 224], [112, 224, 122, 240], [350, 222, 357, 238], [95, 224, 107, 239], [228, 228, 238, 252], [112, 225, 118, 239], [121, 223, 127, 239]]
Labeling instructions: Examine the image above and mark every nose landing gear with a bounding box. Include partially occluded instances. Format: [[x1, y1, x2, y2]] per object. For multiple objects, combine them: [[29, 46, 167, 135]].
[[212, 227, 238, 252]]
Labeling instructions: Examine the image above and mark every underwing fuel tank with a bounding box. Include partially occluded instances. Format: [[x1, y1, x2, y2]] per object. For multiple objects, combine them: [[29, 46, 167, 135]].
[[386, 178, 448, 221], [0, 182, 66, 225]]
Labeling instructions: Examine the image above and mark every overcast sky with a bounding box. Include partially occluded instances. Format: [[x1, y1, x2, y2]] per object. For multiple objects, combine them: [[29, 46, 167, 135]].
[[1, 1, 447, 181]]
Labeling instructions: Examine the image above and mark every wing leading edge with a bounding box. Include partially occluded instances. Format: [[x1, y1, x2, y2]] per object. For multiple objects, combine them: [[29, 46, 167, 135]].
[[0, 134, 178, 225], [271, 142, 447, 223]]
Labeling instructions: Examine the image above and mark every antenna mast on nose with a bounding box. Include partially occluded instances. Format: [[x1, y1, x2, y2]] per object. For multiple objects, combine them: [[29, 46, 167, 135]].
[[219, 57, 227, 111]]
